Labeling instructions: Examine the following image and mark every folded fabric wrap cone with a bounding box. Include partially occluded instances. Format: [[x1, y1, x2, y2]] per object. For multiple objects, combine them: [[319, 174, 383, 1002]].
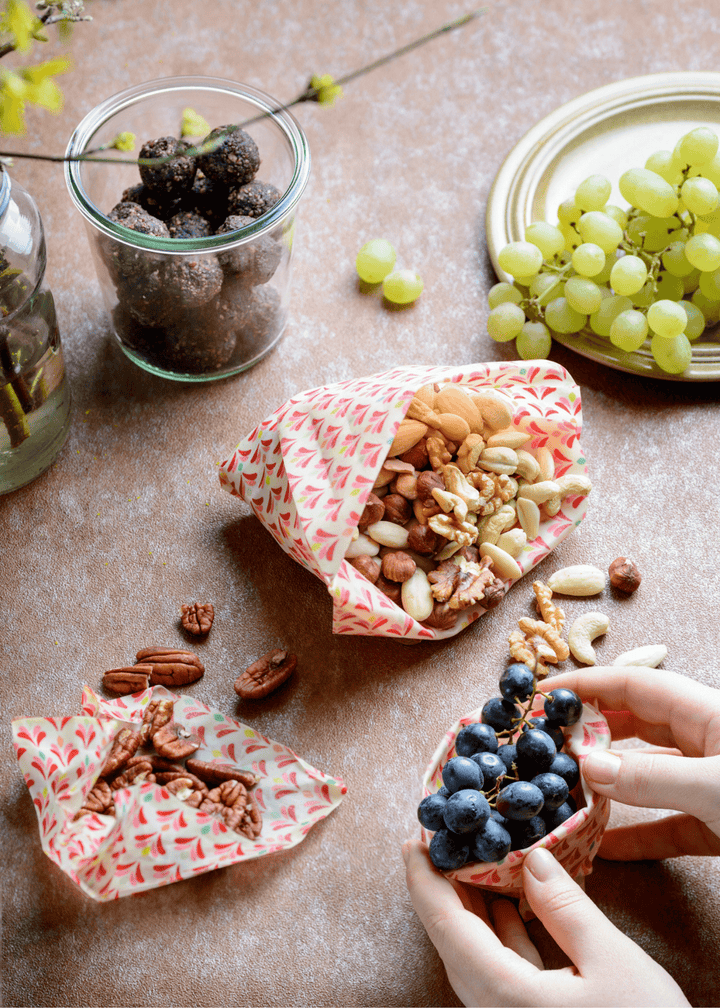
[[420, 701, 611, 920], [219, 360, 589, 640]]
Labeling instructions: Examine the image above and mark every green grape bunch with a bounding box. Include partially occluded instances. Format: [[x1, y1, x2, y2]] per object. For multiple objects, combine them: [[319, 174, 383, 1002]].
[[487, 126, 720, 374]]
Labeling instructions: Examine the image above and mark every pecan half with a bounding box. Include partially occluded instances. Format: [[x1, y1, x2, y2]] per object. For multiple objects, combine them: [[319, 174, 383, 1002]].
[[99, 728, 141, 777], [234, 648, 297, 699], [135, 647, 204, 687], [139, 698, 174, 747], [103, 665, 152, 695], [202, 780, 262, 839], [180, 602, 215, 636], [152, 722, 201, 760], [75, 778, 115, 819], [110, 760, 156, 790], [185, 759, 259, 789], [164, 776, 205, 807]]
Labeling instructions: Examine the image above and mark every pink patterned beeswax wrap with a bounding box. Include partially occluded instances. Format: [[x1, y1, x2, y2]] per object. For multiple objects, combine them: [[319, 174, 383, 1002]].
[[219, 361, 588, 641], [420, 701, 611, 920], [12, 685, 346, 901]]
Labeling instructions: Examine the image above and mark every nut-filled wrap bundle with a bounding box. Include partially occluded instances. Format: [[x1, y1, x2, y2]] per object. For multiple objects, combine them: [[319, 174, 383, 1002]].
[[219, 362, 590, 640], [420, 702, 611, 920], [12, 685, 345, 901]]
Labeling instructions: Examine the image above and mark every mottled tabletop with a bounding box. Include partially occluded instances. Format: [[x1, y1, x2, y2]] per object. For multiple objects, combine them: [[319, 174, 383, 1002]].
[[2, 1, 720, 1006]]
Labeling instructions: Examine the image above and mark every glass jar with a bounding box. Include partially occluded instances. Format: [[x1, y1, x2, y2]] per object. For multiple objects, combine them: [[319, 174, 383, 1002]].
[[64, 76, 310, 382], [0, 168, 71, 495]]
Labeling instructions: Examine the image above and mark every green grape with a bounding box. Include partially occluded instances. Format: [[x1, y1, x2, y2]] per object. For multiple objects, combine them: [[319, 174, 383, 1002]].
[[680, 176, 719, 215], [524, 222, 565, 259], [512, 275, 538, 288], [619, 167, 679, 218], [609, 309, 649, 351], [498, 242, 543, 278], [626, 214, 682, 252], [572, 243, 605, 277], [678, 299, 706, 341], [487, 302, 526, 341], [544, 296, 586, 334], [691, 288, 720, 322], [694, 208, 720, 238], [559, 224, 581, 251], [683, 268, 701, 293], [574, 174, 611, 212], [661, 241, 694, 277], [651, 333, 692, 373], [529, 272, 564, 304], [593, 253, 616, 284], [675, 127, 719, 167], [355, 239, 396, 282], [689, 154, 720, 187], [610, 255, 647, 295], [557, 200, 582, 227], [577, 211, 623, 253], [564, 275, 602, 314], [516, 321, 552, 360], [589, 295, 633, 336], [644, 150, 684, 185], [382, 269, 424, 304], [698, 267, 720, 301], [603, 204, 629, 229], [655, 272, 685, 301], [488, 282, 523, 309], [647, 299, 688, 338], [685, 232, 720, 271]]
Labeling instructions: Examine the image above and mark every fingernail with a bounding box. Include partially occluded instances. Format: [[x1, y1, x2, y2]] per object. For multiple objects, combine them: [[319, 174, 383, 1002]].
[[401, 840, 411, 865], [584, 750, 621, 784], [525, 847, 560, 882]]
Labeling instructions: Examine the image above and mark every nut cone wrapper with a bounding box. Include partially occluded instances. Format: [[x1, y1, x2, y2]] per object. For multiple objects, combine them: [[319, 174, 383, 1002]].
[[420, 702, 611, 920], [12, 685, 346, 901], [219, 361, 588, 640]]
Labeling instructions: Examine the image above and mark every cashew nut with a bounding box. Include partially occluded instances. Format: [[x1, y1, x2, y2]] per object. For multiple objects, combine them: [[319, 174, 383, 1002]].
[[478, 504, 516, 546], [496, 528, 527, 558], [486, 428, 531, 449], [536, 446, 555, 482], [568, 612, 610, 665], [612, 644, 667, 667], [514, 449, 541, 482], [517, 480, 560, 505]]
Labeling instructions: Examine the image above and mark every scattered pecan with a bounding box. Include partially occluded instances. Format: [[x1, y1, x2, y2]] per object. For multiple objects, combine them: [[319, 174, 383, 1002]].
[[427, 560, 461, 602], [185, 759, 259, 789], [75, 778, 115, 818], [155, 770, 208, 792], [234, 648, 297, 699], [381, 551, 416, 583], [152, 722, 201, 760], [201, 780, 262, 839], [109, 760, 156, 790], [135, 647, 204, 687], [348, 555, 380, 583], [138, 698, 174, 747], [382, 494, 413, 525], [103, 666, 152, 695], [180, 602, 215, 635], [100, 728, 141, 778], [357, 492, 385, 531], [164, 776, 206, 808], [608, 556, 641, 593]]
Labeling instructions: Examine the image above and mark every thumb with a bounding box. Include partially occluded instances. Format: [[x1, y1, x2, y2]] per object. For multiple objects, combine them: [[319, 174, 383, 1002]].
[[582, 750, 720, 834]]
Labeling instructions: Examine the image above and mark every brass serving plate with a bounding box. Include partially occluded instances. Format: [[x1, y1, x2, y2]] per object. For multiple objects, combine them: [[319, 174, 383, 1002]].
[[486, 72, 720, 381]]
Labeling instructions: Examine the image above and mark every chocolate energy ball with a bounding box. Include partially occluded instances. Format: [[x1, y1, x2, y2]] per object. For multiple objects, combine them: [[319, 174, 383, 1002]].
[[215, 215, 282, 285], [161, 295, 240, 373], [224, 281, 283, 366], [121, 184, 183, 222], [227, 180, 281, 219], [167, 211, 214, 240], [108, 201, 170, 238], [196, 125, 260, 187], [182, 169, 228, 224], [161, 256, 224, 311], [139, 136, 197, 196]]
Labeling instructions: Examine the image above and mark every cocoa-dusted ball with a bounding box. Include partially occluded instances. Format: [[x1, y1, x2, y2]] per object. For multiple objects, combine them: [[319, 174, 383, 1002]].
[[120, 183, 183, 222], [196, 125, 260, 187], [138, 136, 196, 196], [182, 169, 228, 224], [227, 180, 281, 219], [167, 211, 214, 240], [215, 215, 282, 285], [222, 280, 283, 365], [161, 256, 224, 311], [107, 201, 170, 238]]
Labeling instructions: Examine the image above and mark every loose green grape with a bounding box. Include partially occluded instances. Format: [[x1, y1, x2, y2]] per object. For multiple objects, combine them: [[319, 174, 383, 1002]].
[[524, 222, 565, 259], [564, 275, 602, 314], [685, 232, 720, 271], [661, 241, 694, 277], [644, 150, 684, 185], [574, 174, 611, 212], [651, 333, 692, 373], [589, 295, 633, 337], [382, 269, 424, 304], [557, 200, 582, 227], [681, 176, 719, 215], [678, 300, 706, 341], [529, 272, 564, 304], [698, 267, 720, 301], [619, 167, 679, 218], [498, 242, 543, 278], [691, 288, 720, 322], [609, 309, 649, 351], [516, 321, 552, 360], [577, 211, 624, 253], [647, 299, 688, 338], [572, 243, 606, 277], [610, 255, 647, 295], [675, 126, 719, 167], [488, 282, 523, 309], [603, 204, 629, 229], [544, 297, 586, 334], [355, 239, 396, 282], [487, 302, 526, 341]]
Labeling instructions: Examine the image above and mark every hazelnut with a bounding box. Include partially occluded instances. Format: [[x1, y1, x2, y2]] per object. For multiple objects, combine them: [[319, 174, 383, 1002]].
[[349, 555, 380, 583], [608, 556, 641, 593], [381, 551, 416, 583], [407, 523, 439, 556], [358, 492, 385, 531], [393, 473, 418, 500], [399, 440, 429, 469], [383, 493, 413, 526], [421, 602, 459, 630], [375, 573, 402, 603], [416, 469, 445, 504]]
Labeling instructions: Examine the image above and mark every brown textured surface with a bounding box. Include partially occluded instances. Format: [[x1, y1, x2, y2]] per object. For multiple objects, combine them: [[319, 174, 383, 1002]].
[[2, 1, 720, 1005]]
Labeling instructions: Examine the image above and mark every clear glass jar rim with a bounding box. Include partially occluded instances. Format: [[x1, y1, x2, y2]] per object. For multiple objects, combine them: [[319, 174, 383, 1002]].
[[64, 75, 311, 254], [0, 167, 11, 219]]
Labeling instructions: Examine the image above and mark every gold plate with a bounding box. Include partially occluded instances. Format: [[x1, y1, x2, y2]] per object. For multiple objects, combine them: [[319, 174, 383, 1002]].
[[486, 71, 720, 381]]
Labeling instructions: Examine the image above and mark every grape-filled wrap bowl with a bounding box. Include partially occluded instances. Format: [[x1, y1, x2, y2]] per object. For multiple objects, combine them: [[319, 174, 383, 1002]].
[[219, 360, 591, 641], [418, 673, 610, 919]]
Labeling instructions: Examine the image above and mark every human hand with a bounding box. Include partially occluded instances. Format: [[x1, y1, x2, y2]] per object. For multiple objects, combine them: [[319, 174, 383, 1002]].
[[541, 667, 720, 860], [403, 838, 689, 1007]]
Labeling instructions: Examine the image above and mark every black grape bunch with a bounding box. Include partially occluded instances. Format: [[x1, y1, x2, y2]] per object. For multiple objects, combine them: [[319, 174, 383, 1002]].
[[418, 663, 583, 871]]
